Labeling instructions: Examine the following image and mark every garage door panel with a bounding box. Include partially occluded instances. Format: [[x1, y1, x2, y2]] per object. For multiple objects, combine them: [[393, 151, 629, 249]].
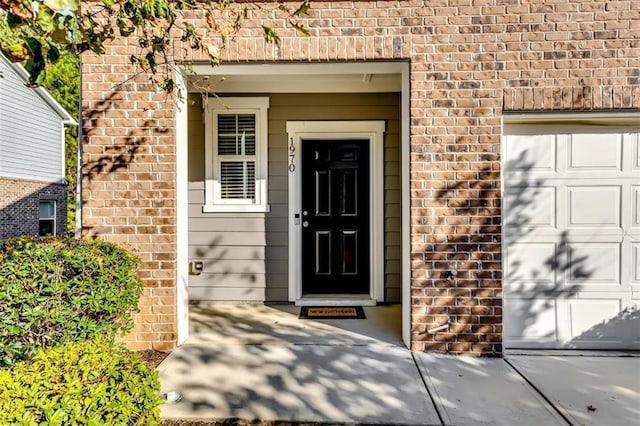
[[568, 133, 623, 171], [505, 243, 556, 289], [565, 243, 620, 286], [504, 186, 556, 229], [567, 186, 621, 228], [504, 126, 639, 350], [567, 299, 623, 343], [568, 133, 622, 171], [504, 298, 558, 343], [504, 134, 556, 172]]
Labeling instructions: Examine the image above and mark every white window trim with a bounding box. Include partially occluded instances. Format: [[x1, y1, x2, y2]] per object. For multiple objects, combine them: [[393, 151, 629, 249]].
[[203, 97, 270, 212], [39, 200, 57, 236]]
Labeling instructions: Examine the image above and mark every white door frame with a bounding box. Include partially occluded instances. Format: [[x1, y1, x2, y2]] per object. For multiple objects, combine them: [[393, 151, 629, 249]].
[[286, 121, 385, 305]]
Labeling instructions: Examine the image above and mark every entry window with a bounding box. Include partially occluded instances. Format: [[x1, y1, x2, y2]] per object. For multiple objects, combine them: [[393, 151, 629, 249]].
[[38, 201, 56, 236], [204, 97, 269, 212]]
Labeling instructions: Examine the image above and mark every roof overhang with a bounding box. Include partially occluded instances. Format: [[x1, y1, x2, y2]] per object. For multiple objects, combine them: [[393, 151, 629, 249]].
[[184, 62, 406, 93]]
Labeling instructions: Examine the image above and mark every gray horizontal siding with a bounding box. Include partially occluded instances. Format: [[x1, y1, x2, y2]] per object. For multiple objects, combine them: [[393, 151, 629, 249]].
[[187, 92, 401, 302], [0, 57, 64, 182], [189, 286, 266, 301]]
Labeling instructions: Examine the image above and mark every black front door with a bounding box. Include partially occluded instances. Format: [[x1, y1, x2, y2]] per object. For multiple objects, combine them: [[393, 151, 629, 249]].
[[301, 139, 370, 295]]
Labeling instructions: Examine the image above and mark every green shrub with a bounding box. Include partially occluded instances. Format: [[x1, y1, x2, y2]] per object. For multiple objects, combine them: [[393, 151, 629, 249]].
[[0, 338, 161, 425], [0, 236, 143, 367]]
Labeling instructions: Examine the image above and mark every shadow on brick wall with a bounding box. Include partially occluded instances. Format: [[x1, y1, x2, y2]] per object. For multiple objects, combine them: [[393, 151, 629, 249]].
[[80, 87, 171, 238], [0, 179, 67, 239], [417, 138, 637, 353]]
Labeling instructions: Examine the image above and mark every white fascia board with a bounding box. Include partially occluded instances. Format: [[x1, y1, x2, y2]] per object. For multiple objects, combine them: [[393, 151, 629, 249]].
[[189, 61, 407, 76], [0, 53, 78, 126], [503, 111, 640, 126]]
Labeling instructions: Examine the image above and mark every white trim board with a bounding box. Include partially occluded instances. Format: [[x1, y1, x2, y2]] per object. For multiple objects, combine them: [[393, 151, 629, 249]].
[[203, 97, 270, 212], [400, 65, 411, 348], [503, 111, 640, 126], [286, 121, 385, 305], [175, 70, 189, 345]]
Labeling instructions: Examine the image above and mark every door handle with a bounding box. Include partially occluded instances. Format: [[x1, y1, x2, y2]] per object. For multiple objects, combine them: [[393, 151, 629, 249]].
[[302, 221, 309, 227], [302, 211, 309, 216]]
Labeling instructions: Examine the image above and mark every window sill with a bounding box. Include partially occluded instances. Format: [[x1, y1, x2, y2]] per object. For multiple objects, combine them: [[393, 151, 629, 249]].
[[202, 204, 271, 214]]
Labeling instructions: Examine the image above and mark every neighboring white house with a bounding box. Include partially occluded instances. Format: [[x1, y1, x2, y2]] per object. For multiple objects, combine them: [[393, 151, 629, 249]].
[[0, 53, 76, 238]]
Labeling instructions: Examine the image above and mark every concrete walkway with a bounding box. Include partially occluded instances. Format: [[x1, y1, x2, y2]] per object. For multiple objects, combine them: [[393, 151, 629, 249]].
[[158, 304, 640, 425]]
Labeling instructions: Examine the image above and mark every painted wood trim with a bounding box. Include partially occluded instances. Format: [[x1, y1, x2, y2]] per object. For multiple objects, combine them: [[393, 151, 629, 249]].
[[400, 65, 411, 347], [503, 111, 640, 125], [191, 62, 407, 75], [286, 120, 385, 303], [175, 70, 189, 345], [204, 97, 270, 213]]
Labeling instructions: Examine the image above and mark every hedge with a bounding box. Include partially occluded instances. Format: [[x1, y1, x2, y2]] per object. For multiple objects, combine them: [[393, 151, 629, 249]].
[[0, 338, 161, 425], [0, 236, 143, 367]]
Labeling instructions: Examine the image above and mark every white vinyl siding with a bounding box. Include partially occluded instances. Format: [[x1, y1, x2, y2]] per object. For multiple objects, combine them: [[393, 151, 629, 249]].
[[204, 97, 269, 212], [0, 55, 65, 182]]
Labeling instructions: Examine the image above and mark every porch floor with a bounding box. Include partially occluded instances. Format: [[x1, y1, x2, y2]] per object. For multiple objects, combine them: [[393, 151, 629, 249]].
[[187, 303, 404, 347]]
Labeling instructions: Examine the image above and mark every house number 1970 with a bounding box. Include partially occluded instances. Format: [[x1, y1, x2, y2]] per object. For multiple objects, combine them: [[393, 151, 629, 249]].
[[288, 138, 295, 173]]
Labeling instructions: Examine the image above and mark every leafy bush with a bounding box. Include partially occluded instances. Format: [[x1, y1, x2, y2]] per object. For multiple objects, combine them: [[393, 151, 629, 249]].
[[0, 236, 143, 367], [0, 338, 161, 425]]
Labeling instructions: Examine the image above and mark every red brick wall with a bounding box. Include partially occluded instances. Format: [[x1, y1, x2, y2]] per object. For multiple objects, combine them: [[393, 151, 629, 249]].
[[0, 177, 67, 238], [82, 0, 640, 353]]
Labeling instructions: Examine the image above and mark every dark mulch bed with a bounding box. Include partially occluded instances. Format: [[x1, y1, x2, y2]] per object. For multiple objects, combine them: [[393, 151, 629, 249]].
[[139, 349, 171, 368]]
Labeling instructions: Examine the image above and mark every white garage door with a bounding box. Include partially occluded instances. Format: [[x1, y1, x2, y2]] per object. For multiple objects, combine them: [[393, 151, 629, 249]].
[[503, 124, 640, 349]]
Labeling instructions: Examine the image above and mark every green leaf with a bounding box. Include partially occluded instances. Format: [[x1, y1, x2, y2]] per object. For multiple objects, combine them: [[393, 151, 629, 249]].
[[47, 45, 61, 63], [292, 0, 309, 17], [289, 20, 310, 36], [24, 36, 43, 54], [6, 12, 26, 29], [262, 25, 280, 44], [44, 0, 80, 13], [50, 28, 69, 43], [36, 7, 57, 33], [1, 43, 31, 61]]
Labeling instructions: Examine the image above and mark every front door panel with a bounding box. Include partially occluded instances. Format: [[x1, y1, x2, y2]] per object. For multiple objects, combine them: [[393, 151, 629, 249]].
[[301, 140, 370, 294]]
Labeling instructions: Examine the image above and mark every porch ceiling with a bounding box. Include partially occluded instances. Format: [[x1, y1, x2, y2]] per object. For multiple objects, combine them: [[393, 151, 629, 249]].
[[185, 62, 404, 93]]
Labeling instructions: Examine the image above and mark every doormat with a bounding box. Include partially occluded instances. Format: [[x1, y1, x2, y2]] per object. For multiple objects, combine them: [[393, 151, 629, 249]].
[[299, 306, 366, 319]]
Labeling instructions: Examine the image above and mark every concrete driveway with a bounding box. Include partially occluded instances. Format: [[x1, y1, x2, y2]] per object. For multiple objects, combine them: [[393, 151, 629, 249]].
[[158, 304, 640, 425], [506, 352, 640, 426]]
